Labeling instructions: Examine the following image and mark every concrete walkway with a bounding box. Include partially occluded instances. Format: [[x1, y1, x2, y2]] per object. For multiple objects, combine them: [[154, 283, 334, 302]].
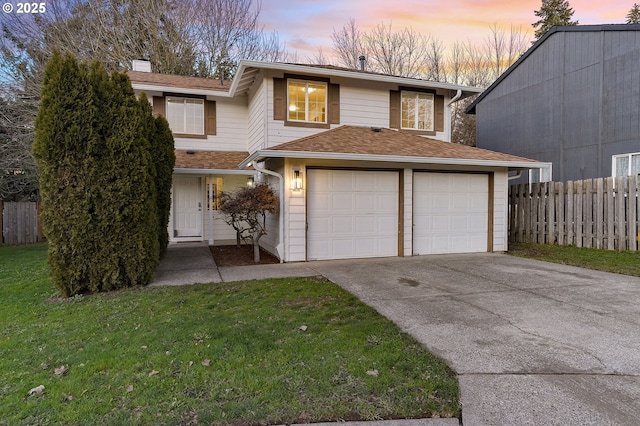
[[151, 243, 640, 425]]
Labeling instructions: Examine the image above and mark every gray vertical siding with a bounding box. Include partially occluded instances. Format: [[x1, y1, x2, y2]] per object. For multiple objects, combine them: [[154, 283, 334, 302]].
[[476, 28, 640, 182]]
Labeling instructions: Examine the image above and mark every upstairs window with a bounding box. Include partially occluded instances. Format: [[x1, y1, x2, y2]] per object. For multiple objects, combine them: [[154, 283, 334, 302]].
[[166, 97, 205, 135], [613, 152, 640, 177], [401, 91, 434, 131], [287, 79, 327, 123]]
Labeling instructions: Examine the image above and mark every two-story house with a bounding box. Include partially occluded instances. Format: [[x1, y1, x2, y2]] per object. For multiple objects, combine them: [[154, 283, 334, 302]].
[[467, 25, 640, 183], [128, 60, 543, 262]]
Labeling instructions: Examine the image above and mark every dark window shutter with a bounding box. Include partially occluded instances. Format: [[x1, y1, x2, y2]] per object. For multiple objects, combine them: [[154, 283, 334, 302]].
[[273, 78, 285, 120], [389, 90, 400, 129], [153, 96, 165, 117], [328, 83, 340, 124], [206, 100, 216, 136], [435, 95, 445, 132]]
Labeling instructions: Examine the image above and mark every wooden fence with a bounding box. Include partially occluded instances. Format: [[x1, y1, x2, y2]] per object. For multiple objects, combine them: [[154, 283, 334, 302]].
[[509, 176, 639, 251], [1, 201, 45, 245]]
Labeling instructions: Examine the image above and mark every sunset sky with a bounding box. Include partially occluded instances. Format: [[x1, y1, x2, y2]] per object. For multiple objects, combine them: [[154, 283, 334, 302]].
[[260, 0, 635, 59]]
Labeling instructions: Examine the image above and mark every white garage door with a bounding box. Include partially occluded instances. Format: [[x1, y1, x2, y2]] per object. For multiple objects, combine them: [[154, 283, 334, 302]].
[[307, 169, 399, 260], [413, 172, 488, 255]]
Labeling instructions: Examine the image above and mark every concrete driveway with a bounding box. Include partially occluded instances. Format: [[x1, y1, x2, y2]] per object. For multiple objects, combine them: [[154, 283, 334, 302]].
[[306, 254, 640, 425]]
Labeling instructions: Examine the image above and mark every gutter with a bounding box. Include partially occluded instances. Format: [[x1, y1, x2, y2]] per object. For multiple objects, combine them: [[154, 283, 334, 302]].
[[241, 150, 550, 170], [247, 161, 285, 263]]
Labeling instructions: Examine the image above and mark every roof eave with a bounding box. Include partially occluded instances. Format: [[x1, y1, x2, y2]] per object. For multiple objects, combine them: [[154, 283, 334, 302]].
[[131, 83, 232, 98], [174, 168, 253, 175], [234, 60, 483, 96], [243, 149, 549, 169]]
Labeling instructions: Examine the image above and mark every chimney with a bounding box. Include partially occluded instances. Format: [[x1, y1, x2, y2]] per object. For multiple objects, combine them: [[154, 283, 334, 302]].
[[132, 59, 152, 73], [359, 55, 366, 71]]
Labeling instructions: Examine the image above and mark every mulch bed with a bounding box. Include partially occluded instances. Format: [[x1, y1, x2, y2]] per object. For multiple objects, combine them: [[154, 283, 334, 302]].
[[209, 244, 280, 267]]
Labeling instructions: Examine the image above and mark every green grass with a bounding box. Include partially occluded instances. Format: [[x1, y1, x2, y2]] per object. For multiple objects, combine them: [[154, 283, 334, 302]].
[[508, 242, 640, 277], [0, 244, 459, 425]]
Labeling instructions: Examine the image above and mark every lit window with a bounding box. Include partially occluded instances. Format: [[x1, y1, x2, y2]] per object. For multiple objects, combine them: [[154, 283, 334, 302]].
[[613, 152, 640, 177], [287, 80, 327, 123], [530, 165, 552, 183], [166, 97, 204, 135], [401, 91, 434, 131]]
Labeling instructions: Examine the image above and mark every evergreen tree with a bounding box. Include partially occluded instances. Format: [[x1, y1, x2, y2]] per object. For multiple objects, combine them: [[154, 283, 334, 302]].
[[152, 113, 176, 258], [627, 3, 640, 24], [137, 94, 175, 259], [532, 0, 579, 40], [34, 52, 168, 296], [33, 52, 97, 296]]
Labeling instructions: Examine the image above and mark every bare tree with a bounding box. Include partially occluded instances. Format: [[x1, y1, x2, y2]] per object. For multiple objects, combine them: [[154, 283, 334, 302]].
[[188, 0, 286, 78], [485, 24, 529, 80], [331, 18, 367, 70]]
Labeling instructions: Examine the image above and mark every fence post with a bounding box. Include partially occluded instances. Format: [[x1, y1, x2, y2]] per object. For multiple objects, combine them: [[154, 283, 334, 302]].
[[584, 179, 593, 248], [566, 180, 574, 246], [628, 176, 637, 251], [556, 182, 565, 245], [606, 177, 615, 250], [615, 176, 626, 250]]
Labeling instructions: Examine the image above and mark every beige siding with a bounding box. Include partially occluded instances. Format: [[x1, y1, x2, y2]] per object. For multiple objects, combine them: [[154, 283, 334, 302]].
[[259, 173, 281, 259], [174, 97, 248, 151], [248, 76, 267, 153], [403, 168, 413, 256], [284, 159, 307, 261], [492, 170, 509, 251]]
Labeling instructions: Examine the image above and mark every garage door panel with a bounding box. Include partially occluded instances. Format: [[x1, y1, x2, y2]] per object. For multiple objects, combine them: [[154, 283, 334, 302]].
[[332, 194, 354, 211], [307, 169, 399, 260], [414, 173, 488, 255]]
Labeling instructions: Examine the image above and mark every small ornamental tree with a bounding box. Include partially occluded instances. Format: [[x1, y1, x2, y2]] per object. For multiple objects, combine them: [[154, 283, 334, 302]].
[[219, 183, 278, 263]]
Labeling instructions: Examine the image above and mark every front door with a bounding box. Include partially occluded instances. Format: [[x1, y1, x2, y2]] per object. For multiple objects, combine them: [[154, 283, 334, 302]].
[[174, 176, 202, 238]]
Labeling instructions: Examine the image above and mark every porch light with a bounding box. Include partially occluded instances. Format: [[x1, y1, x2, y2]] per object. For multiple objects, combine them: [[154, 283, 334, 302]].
[[292, 169, 302, 191], [247, 175, 254, 187]]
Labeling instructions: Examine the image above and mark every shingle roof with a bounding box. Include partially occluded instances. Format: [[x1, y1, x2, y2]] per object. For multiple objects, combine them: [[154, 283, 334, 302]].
[[265, 126, 536, 163], [174, 150, 250, 170], [127, 71, 231, 92]]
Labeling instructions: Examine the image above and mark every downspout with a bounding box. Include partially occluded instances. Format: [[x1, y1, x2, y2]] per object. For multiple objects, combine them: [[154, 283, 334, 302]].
[[250, 161, 285, 263], [508, 170, 523, 181], [447, 89, 463, 106]]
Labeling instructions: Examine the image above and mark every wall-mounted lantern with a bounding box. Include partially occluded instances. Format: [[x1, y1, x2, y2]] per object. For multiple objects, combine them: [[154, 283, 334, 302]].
[[246, 175, 255, 188], [292, 169, 303, 191]]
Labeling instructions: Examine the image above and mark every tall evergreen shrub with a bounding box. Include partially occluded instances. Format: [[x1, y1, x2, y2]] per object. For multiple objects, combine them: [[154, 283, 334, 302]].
[[33, 52, 98, 296], [138, 95, 175, 259], [34, 53, 173, 296]]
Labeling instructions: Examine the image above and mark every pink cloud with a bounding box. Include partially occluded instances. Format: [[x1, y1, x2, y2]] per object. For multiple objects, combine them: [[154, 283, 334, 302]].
[[261, 0, 636, 60]]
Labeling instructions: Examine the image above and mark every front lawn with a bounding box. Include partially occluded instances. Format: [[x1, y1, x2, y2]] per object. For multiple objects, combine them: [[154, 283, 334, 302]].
[[508, 242, 640, 277], [0, 244, 459, 425]]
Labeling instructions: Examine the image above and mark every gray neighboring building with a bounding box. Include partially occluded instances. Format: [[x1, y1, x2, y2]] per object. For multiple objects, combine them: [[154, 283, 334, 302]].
[[467, 24, 640, 183]]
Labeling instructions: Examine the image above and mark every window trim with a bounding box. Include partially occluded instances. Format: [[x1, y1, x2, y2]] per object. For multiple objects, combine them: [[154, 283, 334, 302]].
[[286, 78, 328, 125], [612, 152, 640, 177], [273, 74, 337, 129], [166, 96, 205, 137], [400, 90, 435, 132]]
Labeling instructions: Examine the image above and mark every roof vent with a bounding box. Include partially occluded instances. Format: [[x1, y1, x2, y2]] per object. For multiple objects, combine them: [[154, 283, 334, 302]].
[[186, 150, 196, 155], [132, 60, 152, 73], [371, 127, 382, 133]]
